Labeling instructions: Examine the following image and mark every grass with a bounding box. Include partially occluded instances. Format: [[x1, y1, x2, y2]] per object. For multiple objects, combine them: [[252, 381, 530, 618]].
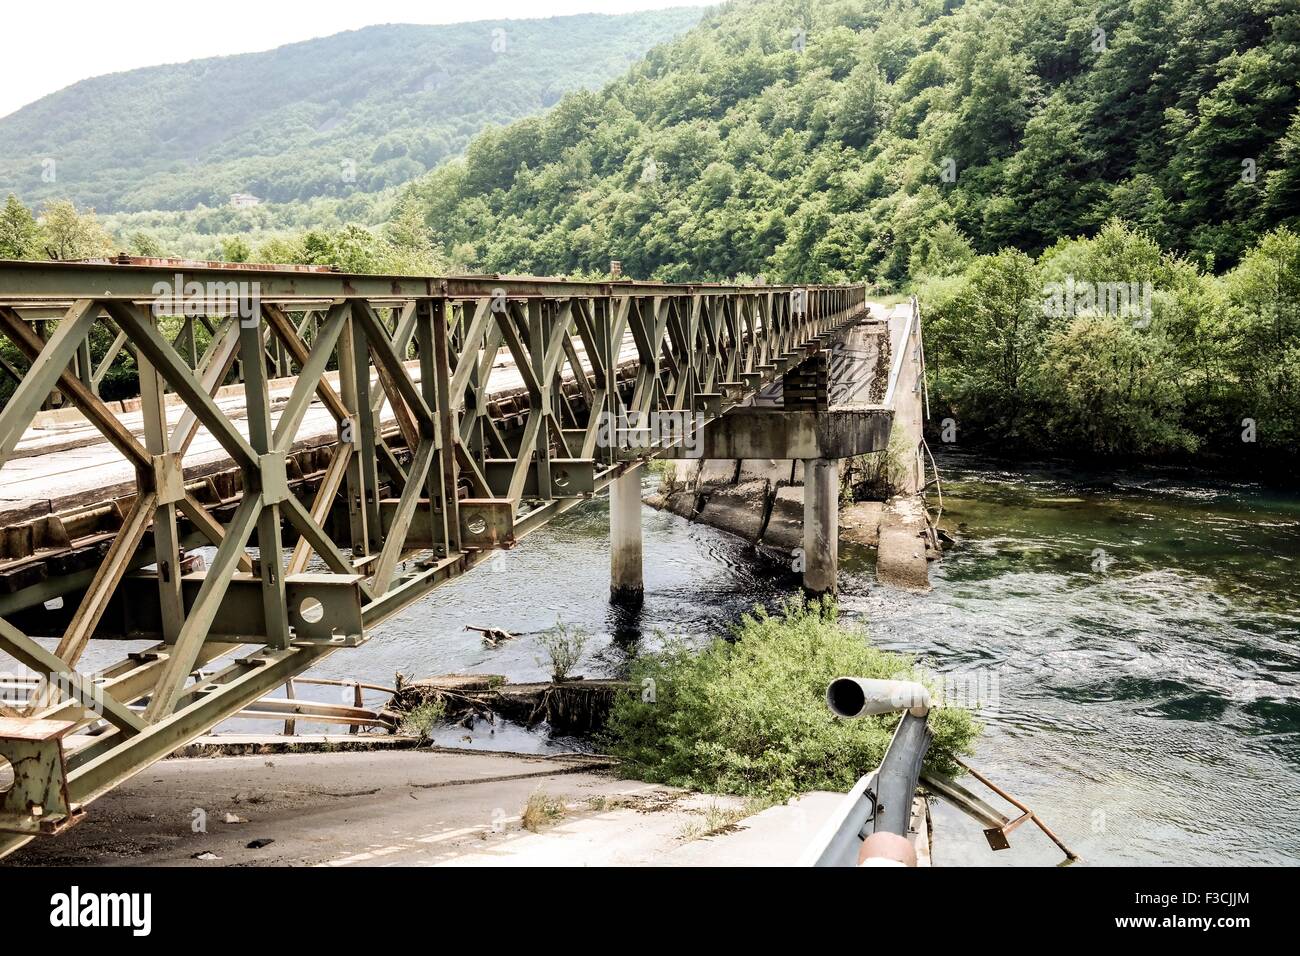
[[521, 789, 568, 832], [645, 457, 674, 479], [603, 597, 981, 801], [844, 428, 913, 502], [678, 798, 774, 841], [584, 795, 632, 812], [869, 293, 912, 307]]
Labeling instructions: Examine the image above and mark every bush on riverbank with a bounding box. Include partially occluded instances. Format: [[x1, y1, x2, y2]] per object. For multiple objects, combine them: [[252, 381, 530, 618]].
[[603, 599, 979, 800], [920, 221, 1300, 470]]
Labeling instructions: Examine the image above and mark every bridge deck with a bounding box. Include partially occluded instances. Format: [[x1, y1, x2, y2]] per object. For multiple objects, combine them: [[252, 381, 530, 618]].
[[3, 336, 639, 523]]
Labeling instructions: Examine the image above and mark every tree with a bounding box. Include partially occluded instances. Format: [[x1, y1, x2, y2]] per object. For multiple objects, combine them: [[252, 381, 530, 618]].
[[926, 248, 1045, 441], [381, 197, 447, 273], [1104, 176, 1173, 249], [991, 94, 1105, 251], [1034, 315, 1195, 456], [0, 194, 41, 259], [832, 62, 890, 149], [128, 231, 166, 257], [908, 221, 975, 279], [1167, 47, 1298, 263], [220, 236, 252, 263], [1263, 109, 1300, 225], [1221, 226, 1300, 454], [254, 236, 306, 265], [40, 200, 113, 260]]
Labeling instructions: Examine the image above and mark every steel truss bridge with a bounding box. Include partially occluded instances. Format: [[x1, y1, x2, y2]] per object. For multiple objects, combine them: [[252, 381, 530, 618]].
[[0, 260, 869, 856]]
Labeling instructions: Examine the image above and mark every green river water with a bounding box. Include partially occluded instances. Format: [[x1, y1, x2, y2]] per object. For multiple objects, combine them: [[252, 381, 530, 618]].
[[295, 449, 1299, 866]]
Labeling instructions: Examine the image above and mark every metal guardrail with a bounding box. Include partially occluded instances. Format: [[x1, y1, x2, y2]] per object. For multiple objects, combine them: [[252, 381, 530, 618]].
[[801, 675, 1080, 866], [799, 677, 934, 867], [0, 259, 867, 854]]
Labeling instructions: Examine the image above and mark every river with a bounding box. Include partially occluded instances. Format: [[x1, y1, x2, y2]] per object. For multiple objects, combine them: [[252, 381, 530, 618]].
[[297, 449, 1300, 866]]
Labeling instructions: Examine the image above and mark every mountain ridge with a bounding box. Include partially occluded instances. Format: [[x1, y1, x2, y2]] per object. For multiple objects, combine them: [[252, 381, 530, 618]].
[[0, 9, 706, 213], [402, 0, 1298, 282]]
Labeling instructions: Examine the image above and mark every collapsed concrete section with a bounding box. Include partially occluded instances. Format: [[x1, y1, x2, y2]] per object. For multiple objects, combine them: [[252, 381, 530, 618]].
[[645, 301, 940, 591], [875, 497, 933, 591], [648, 457, 939, 591]]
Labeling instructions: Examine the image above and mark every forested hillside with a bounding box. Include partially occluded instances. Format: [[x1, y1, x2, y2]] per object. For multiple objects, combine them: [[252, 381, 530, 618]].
[[397, 0, 1296, 467], [0, 10, 704, 212], [405, 0, 1297, 282]]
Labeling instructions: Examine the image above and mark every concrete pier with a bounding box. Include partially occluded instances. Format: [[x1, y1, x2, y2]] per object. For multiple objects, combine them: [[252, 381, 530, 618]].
[[802, 457, 839, 595], [610, 465, 644, 604]]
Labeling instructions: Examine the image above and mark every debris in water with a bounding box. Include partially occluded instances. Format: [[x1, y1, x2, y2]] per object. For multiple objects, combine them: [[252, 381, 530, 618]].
[[389, 673, 630, 736], [246, 838, 275, 849], [223, 813, 247, 824], [192, 851, 221, 861], [466, 625, 516, 648]]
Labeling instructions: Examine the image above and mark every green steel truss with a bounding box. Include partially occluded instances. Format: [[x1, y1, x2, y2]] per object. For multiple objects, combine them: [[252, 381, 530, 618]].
[[0, 260, 866, 856]]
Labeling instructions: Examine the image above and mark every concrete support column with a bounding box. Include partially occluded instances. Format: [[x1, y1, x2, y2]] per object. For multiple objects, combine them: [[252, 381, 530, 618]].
[[802, 457, 839, 596], [610, 465, 644, 604]]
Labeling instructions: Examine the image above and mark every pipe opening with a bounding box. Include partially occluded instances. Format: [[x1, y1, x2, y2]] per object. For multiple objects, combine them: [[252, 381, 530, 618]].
[[827, 677, 866, 718]]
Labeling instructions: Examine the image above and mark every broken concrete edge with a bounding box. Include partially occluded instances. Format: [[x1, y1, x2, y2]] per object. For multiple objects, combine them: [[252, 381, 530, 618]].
[[167, 733, 620, 765], [169, 733, 425, 758], [391, 675, 635, 737], [875, 494, 935, 593], [650, 462, 939, 590]]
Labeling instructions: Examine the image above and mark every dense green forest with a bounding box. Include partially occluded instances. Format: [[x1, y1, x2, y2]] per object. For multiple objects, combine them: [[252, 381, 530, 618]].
[[402, 0, 1296, 280], [2, 0, 1296, 467], [921, 221, 1300, 466], [388, 0, 1296, 466], [0, 10, 704, 213]]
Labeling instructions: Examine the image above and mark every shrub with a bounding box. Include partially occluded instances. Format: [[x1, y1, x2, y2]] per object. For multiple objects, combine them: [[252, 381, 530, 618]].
[[536, 622, 590, 683], [603, 599, 980, 800], [521, 789, 568, 831], [844, 428, 913, 501], [1032, 315, 1197, 456], [397, 700, 446, 739], [925, 248, 1045, 441]]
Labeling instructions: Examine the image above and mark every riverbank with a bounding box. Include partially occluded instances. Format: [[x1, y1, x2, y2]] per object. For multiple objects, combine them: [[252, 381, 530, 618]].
[[196, 448, 1299, 865], [1, 746, 909, 867]]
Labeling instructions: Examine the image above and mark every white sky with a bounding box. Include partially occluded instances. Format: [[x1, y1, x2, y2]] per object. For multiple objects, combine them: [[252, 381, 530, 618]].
[[0, 0, 706, 118]]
